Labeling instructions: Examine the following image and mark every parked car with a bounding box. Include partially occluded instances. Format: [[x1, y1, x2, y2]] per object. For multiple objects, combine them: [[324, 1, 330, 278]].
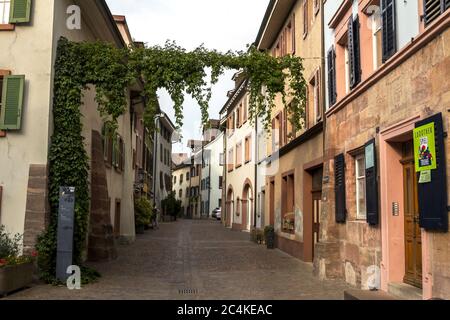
[[212, 207, 221, 220], [215, 208, 222, 221]]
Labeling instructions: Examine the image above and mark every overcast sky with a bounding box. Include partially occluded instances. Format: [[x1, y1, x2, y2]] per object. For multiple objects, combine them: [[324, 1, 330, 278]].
[[106, 0, 269, 154]]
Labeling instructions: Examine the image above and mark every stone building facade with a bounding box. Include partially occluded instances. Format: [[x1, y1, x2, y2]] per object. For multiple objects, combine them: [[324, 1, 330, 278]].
[[319, 0, 450, 299], [255, 0, 325, 262]]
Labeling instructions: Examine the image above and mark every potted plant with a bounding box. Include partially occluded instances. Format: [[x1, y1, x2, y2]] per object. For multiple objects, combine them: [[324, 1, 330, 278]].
[[264, 225, 275, 249], [0, 226, 36, 296], [134, 197, 153, 234]]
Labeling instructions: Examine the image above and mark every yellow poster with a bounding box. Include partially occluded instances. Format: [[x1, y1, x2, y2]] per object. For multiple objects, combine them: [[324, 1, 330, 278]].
[[413, 122, 437, 172]]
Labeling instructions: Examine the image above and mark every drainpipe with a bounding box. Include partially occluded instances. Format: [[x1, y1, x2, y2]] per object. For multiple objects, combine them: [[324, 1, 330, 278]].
[[254, 114, 258, 229], [321, 0, 326, 151]]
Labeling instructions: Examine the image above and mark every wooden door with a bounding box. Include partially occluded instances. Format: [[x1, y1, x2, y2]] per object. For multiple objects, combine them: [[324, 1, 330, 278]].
[[402, 149, 422, 288], [114, 200, 121, 237], [312, 190, 322, 259]]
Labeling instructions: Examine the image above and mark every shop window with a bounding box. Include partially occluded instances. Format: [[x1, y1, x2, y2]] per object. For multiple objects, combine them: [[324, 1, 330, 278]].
[[282, 173, 295, 233]]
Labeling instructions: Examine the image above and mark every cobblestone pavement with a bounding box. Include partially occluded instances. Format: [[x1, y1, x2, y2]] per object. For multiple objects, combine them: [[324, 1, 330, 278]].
[[6, 219, 349, 300]]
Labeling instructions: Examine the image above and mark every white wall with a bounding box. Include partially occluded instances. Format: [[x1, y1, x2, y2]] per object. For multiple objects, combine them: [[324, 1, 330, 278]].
[[324, 0, 344, 110], [201, 132, 224, 216], [395, 0, 419, 50], [0, 0, 55, 234]]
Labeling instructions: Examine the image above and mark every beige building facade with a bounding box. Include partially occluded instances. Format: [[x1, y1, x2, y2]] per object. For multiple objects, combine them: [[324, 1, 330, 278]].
[[0, 0, 141, 257]]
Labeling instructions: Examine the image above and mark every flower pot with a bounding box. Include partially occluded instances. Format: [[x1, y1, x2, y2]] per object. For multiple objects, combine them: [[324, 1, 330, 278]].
[[0, 262, 34, 296]]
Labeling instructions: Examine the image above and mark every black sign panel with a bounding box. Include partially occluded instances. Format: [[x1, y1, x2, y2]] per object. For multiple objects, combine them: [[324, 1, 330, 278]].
[[416, 113, 448, 232], [56, 187, 75, 281]]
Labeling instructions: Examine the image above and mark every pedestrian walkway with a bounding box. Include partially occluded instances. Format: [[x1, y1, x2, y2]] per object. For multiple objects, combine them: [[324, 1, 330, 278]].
[[6, 219, 349, 300]]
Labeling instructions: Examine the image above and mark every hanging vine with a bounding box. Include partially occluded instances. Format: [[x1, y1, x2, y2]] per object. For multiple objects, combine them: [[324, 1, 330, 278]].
[[37, 37, 307, 283]]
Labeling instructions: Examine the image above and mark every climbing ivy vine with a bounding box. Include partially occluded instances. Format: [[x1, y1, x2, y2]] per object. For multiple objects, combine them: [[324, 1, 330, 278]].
[[37, 37, 307, 283]]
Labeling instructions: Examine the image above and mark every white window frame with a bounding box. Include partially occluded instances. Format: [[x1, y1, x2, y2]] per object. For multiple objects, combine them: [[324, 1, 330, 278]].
[[0, 0, 11, 25], [371, 13, 382, 70], [355, 154, 367, 220]]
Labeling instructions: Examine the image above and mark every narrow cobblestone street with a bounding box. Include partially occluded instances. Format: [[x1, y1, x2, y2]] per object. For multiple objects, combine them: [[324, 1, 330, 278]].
[[7, 219, 349, 300]]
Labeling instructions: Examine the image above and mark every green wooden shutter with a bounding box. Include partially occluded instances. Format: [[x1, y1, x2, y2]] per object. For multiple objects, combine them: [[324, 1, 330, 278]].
[[0, 75, 25, 130], [9, 0, 31, 23]]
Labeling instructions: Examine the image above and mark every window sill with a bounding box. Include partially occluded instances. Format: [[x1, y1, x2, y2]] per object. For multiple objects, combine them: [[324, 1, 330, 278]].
[[0, 24, 15, 31], [244, 159, 251, 164], [235, 164, 242, 169]]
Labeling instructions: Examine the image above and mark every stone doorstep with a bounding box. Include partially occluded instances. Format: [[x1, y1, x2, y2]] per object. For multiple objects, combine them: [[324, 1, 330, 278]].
[[344, 289, 398, 300], [388, 282, 423, 300]]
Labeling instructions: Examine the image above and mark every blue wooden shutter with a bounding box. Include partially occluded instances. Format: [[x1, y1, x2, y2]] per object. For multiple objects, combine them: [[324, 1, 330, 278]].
[[416, 113, 448, 231], [9, 0, 31, 23], [0, 75, 25, 130], [365, 139, 379, 226], [381, 0, 397, 62], [335, 153, 347, 223]]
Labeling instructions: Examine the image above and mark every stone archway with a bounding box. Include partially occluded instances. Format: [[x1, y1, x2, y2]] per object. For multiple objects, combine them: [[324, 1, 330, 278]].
[[242, 179, 253, 232], [226, 186, 234, 228]]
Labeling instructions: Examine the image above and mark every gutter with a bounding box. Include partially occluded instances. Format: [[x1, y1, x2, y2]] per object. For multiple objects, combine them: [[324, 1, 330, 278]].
[[96, 0, 126, 48]]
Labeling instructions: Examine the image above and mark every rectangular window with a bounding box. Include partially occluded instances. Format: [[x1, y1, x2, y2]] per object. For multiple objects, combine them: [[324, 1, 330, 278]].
[[0, 0, 11, 24], [228, 148, 234, 172], [348, 15, 361, 89], [372, 13, 383, 70], [186, 172, 190, 181], [355, 154, 367, 220], [219, 176, 223, 189], [245, 135, 252, 163], [282, 173, 295, 233], [381, 0, 397, 62], [242, 97, 248, 123], [173, 175, 177, 185], [235, 142, 242, 168], [272, 113, 282, 152], [219, 153, 225, 166], [314, 0, 320, 15], [160, 144, 163, 162], [180, 174, 183, 184], [179, 189, 183, 198], [291, 14, 296, 54], [236, 106, 241, 128], [303, 0, 308, 37]]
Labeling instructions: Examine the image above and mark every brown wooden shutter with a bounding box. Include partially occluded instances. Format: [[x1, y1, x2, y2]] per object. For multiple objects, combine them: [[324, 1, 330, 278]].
[[416, 113, 448, 231], [381, 0, 397, 62], [335, 153, 347, 223]]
